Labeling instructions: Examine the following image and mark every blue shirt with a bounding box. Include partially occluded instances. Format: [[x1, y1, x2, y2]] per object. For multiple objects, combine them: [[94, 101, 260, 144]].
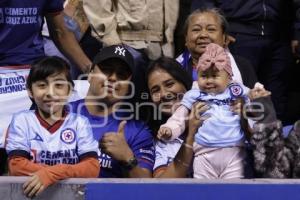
[[0, 0, 64, 66], [69, 99, 155, 178], [182, 83, 249, 147]]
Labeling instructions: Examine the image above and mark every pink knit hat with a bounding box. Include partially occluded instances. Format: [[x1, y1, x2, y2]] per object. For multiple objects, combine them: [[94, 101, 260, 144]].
[[196, 43, 232, 76]]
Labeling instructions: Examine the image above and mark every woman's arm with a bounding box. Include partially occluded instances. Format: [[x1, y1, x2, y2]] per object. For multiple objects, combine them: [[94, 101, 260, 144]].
[[154, 102, 209, 178], [153, 129, 195, 178], [46, 12, 92, 73]]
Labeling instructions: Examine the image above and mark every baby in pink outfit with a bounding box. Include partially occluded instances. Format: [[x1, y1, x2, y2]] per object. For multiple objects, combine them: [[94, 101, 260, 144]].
[[158, 43, 250, 179]]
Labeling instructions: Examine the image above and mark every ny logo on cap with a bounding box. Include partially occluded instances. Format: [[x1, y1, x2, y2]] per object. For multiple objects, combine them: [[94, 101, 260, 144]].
[[114, 46, 126, 56]]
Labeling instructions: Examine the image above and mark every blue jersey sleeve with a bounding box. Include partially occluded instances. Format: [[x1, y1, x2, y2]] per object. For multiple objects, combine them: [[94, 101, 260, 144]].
[[128, 123, 155, 171], [181, 89, 201, 109]]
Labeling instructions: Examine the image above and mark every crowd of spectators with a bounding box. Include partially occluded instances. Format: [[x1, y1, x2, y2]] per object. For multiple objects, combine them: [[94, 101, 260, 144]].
[[2, 0, 300, 197]]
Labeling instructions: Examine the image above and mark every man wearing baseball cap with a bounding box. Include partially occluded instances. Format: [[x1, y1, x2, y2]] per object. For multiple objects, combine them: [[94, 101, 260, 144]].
[[69, 45, 154, 178]]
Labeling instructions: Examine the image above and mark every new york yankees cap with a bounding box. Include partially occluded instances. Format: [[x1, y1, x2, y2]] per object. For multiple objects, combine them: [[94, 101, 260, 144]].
[[93, 45, 135, 73]]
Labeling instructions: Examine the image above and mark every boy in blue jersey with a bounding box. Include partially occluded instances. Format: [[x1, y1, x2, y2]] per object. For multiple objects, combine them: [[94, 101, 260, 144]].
[[69, 45, 154, 178], [159, 43, 250, 179]]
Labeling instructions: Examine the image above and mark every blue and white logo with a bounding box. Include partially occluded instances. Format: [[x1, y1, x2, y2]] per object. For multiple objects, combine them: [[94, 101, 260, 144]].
[[60, 128, 76, 144], [32, 133, 43, 142], [229, 83, 243, 98]]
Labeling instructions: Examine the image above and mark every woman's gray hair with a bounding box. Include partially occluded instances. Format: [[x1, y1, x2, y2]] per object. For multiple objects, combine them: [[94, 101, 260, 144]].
[[183, 8, 229, 36]]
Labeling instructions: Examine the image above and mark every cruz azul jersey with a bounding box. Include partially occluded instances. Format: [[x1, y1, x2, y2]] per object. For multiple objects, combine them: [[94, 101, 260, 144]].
[[182, 82, 249, 147], [5, 110, 98, 165], [70, 99, 155, 178]]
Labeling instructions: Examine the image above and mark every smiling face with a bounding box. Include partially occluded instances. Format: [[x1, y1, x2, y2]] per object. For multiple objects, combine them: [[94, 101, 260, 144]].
[[197, 66, 231, 94], [185, 12, 226, 61], [148, 68, 187, 116], [28, 72, 71, 119]]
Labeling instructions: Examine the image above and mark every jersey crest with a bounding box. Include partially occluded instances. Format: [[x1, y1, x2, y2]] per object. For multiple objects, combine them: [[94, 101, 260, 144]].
[[229, 83, 243, 98], [60, 128, 76, 144]]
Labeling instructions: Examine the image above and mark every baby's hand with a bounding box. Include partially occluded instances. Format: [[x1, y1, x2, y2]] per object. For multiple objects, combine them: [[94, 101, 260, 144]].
[[157, 127, 172, 140]]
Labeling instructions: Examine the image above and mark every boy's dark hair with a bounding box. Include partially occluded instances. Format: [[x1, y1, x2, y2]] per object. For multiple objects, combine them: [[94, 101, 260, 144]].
[[27, 56, 74, 90], [146, 57, 193, 91]]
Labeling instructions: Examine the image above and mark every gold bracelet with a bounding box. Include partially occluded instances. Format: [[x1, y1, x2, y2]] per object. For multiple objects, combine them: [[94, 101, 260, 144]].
[[183, 142, 193, 150], [175, 158, 190, 168]]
